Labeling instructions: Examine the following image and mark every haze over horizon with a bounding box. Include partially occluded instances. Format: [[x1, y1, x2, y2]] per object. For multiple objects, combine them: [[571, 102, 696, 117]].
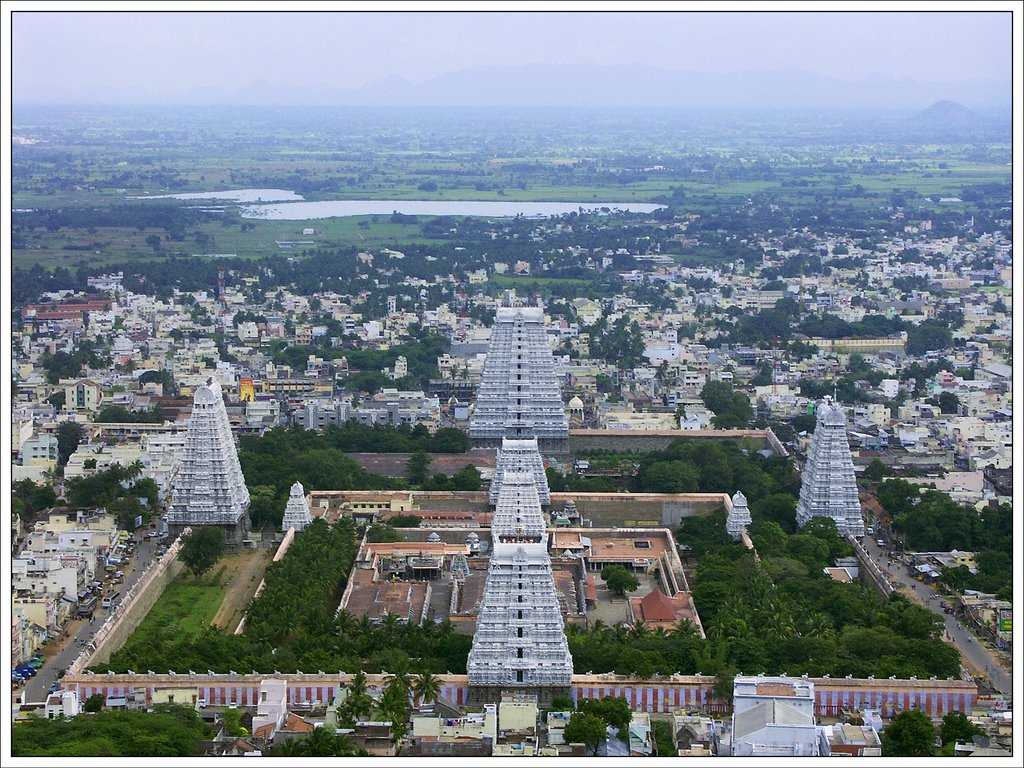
[[13, 11, 1011, 109]]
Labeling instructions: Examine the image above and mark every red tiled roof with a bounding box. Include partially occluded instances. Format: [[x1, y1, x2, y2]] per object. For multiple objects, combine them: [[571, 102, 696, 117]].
[[637, 589, 678, 622]]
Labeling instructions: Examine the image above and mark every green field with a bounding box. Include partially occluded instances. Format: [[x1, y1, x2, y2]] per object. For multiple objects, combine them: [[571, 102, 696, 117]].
[[126, 571, 227, 643]]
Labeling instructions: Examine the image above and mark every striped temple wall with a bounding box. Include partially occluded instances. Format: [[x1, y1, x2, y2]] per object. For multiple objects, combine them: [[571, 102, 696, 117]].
[[66, 673, 977, 719]]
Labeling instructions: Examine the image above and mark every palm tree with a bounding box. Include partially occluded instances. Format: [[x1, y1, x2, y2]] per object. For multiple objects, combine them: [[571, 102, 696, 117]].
[[412, 671, 441, 706]]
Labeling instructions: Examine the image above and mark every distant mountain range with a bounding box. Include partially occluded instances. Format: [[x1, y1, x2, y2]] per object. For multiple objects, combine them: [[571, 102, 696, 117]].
[[210, 65, 1008, 112]]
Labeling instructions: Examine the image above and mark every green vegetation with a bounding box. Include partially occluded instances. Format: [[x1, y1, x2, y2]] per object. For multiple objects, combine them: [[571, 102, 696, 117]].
[[116, 574, 228, 657], [564, 711, 608, 756], [237, 425, 472, 528], [601, 564, 639, 598], [12, 705, 211, 757], [64, 462, 159, 529], [700, 381, 754, 428], [178, 527, 226, 579], [882, 709, 936, 757]]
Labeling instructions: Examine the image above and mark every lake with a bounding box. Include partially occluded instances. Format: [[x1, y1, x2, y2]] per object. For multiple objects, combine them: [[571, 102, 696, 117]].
[[131, 188, 304, 203], [239, 199, 665, 220]]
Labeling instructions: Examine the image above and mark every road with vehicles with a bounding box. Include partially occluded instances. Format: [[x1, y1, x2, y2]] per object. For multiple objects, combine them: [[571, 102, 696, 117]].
[[21, 533, 160, 702], [861, 534, 1012, 696]]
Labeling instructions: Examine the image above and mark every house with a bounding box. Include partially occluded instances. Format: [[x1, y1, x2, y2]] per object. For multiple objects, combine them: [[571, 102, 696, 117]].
[[627, 589, 700, 631], [730, 676, 825, 757]]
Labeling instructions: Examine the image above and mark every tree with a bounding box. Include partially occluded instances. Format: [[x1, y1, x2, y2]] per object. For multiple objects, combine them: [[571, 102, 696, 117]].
[[700, 381, 753, 429], [549, 694, 575, 712], [145, 234, 162, 252], [57, 421, 85, 466], [564, 711, 607, 756], [939, 712, 981, 747], [653, 719, 675, 756], [882, 709, 936, 757], [83, 693, 105, 712], [177, 527, 225, 578], [221, 707, 246, 737], [412, 671, 441, 706], [406, 451, 431, 485], [937, 391, 960, 414], [600, 565, 639, 597], [864, 458, 887, 482]]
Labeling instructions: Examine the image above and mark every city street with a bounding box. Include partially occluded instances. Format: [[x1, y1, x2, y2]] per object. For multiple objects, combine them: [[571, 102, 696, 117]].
[[861, 535, 1012, 696], [22, 534, 159, 702]]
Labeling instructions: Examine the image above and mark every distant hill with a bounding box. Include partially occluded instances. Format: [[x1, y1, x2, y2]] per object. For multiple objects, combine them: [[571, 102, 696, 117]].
[[912, 100, 982, 129]]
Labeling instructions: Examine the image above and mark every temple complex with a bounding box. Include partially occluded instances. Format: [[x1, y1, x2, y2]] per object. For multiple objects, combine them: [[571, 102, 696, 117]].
[[469, 307, 569, 453], [795, 397, 865, 537], [166, 378, 251, 544]]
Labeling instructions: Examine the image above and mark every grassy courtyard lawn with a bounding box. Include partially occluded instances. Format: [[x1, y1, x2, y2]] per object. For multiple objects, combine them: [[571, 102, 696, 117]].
[[133, 573, 228, 641]]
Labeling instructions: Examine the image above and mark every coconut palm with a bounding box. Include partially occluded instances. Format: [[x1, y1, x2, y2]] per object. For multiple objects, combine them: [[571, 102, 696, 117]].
[[412, 671, 441, 706]]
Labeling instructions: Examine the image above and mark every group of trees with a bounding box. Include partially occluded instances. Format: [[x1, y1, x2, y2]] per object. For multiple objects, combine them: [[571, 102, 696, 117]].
[[64, 462, 160, 529], [586, 316, 646, 370], [699, 381, 753, 428], [178, 528, 226, 578], [12, 705, 210, 757], [558, 695, 633, 756], [405, 451, 482, 491], [883, 710, 983, 757]]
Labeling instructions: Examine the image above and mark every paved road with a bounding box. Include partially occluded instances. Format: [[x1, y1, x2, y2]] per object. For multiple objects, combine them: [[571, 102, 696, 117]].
[[861, 535, 1012, 696], [22, 534, 159, 702]]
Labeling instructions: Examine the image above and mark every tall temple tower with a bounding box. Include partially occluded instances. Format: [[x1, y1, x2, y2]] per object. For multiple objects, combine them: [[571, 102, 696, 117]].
[[795, 397, 864, 537], [489, 437, 551, 507], [281, 481, 313, 533], [469, 307, 569, 453], [468, 469, 573, 691], [166, 378, 251, 544]]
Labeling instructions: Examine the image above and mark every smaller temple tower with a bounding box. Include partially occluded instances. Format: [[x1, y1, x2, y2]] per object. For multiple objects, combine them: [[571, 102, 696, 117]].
[[727, 491, 752, 541], [281, 481, 313, 532]]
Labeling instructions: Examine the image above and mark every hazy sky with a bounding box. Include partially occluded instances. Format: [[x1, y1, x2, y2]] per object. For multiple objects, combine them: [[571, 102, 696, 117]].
[[13, 11, 1011, 104]]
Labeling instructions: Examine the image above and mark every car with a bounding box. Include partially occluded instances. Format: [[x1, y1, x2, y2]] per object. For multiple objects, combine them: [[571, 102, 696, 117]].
[[197, 698, 208, 709], [876, 539, 886, 548], [101, 596, 114, 609]]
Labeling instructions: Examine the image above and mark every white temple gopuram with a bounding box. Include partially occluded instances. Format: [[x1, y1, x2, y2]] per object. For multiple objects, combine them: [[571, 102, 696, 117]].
[[795, 397, 865, 537], [468, 314, 573, 695], [166, 378, 251, 544], [489, 437, 551, 507], [467, 468, 574, 689], [281, 481, 313, 533], [469, 307, 569, 452]]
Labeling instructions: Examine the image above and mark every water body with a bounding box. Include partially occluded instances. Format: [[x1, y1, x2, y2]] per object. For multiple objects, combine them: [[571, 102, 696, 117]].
[[239, 199, 665, 220], [131, 188, 305, 203]]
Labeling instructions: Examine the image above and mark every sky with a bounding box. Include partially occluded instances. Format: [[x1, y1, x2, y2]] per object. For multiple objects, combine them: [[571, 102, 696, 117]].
[[12, 11, 1012, 106]]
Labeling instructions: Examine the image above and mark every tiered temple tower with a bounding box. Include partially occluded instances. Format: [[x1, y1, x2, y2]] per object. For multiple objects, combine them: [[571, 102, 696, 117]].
[[166, 378, 251, 544], [468, 470, 573, 690], [469, 307, 569, 453], [489, 437, 551, 507], [795, 397, 865, 537], [281, 481, 313, 532], [727, 490, 752, 541]]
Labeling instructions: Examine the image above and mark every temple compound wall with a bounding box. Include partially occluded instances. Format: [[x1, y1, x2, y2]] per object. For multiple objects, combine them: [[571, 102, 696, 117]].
[[63, 671, 977, 720], [71, 534, 187, 671], [308, 489, 729, 529], [569, 428, 788, 457]]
